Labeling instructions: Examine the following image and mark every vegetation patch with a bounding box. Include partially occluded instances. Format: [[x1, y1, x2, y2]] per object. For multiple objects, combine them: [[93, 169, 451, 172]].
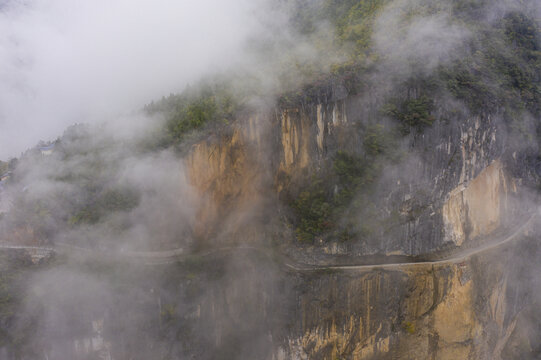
[[68, 187, 139, 226], [382, 96, 435, 134], [440, 12, 541, 117], [292, 179, 333, 243], [402, 321, 416, 334], [145, 80, 242, 146], [0, 161, 7, 175], [293, 0, 386, 62], [292, 151, 379, 243]]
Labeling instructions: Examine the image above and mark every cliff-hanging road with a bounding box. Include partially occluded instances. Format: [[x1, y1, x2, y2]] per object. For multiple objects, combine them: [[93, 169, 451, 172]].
[[285, 209, 538, 271], [0, 208, 538, 269]]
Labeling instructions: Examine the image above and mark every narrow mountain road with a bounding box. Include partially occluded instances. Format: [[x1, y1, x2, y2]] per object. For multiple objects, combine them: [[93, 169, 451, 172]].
[[0, 209, 537, 271], [119, 208, 537, 269], [285, 209, 538, 272]]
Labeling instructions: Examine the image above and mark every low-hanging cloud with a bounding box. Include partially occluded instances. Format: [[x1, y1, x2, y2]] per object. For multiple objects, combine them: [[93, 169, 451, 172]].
[[372, 0, 471, 80], [0, 0, 266, 159], [0, 124, 199, 251]]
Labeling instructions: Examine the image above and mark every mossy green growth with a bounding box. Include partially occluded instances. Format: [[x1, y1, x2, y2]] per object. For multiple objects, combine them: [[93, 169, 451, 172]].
[[0, 253, 35, 351], [402, 321, 416, 334], [441, 63, 498, 113], [439, 12, 541, 117], [145, 80, 241, 145], [68, 187, 139, 226], [363, 124, 388, 156], [501, 12, 541, 116], [333, 151, 368, 207], [0, 161, 7, 175], [291, 0, 385, 69], [160, 304, 177, 323], [292, 151, 377, 243], [325, 0, 386, 58], [382, 96, 435, 134], [292, 179, 333, 243]]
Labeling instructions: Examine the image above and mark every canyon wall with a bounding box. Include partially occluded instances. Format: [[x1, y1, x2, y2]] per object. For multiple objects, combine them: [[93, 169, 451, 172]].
[[185, 91, 531, 256]]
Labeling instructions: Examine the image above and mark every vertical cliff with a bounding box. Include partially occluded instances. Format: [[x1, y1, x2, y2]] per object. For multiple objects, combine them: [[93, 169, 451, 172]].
[[183, 89, 530, 258], [443, 160, 508, 246], [185, 115, 275, 245], [169, 85, 541, 358], [270, 227, 536, 359]]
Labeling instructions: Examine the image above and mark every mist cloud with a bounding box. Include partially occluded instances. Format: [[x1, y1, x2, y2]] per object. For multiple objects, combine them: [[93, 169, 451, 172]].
[[0, 0, 264, 159], [373, 0, 471, 81]]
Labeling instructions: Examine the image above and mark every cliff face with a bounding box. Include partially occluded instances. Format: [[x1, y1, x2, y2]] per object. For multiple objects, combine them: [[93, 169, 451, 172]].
[[442, 160, 508, 246], [0, 3, 539, 359], [2, 220, 537, 360], [289, 227, 541, 360], [176, 87, 541, 359], [171, 226, 537, 360], [53, 229, 538, 360], [186, 91, 529, 255], [185, 116, 272, 244], [3, 71, 537, 360], [279, 252, 514, 359]]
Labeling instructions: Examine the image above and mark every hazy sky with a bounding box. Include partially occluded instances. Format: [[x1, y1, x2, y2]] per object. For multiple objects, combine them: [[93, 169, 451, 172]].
[[0, 0, 262, 159]]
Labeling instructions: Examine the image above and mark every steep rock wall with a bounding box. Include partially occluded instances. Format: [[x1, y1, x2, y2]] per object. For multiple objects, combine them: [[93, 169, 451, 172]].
[[184, 91, 527, 256], [4, 224, 537, 360], [443, 160, 508, 246], [275, 233, 536, 359], [185, 116, 274, 244]]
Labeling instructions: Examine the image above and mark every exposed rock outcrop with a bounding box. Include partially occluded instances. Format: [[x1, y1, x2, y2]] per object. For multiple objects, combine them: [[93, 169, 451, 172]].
[[443, 160, 508, 246], [184, 92, 529, 258]]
